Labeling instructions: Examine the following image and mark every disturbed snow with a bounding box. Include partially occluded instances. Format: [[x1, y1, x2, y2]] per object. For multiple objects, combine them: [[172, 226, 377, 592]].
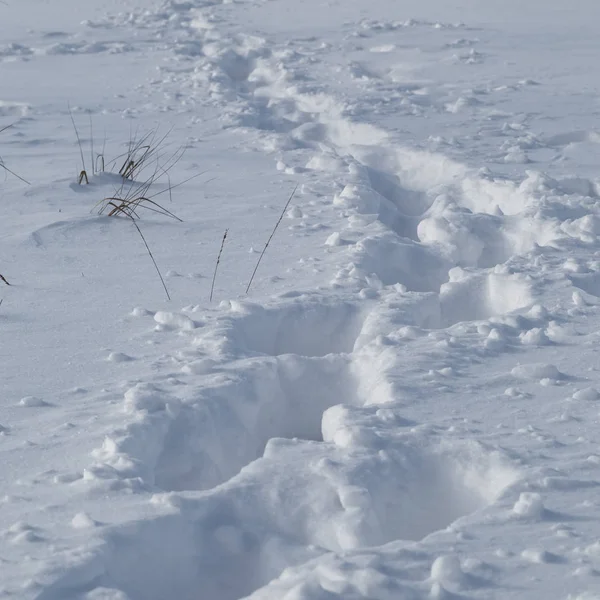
[[2, 0, 600, 599]]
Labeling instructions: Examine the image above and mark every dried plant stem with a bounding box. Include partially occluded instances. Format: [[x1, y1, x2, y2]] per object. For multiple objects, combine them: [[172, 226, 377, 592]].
[[246, 184, 298, 295], [113, 127, 174, 181], [130, 219, 171, 301], [210, 229, 228, 303], [68, 104, 88, 183], [0, 124, 30, 185], [0, 160, 30, 185], [0, 273, 9, 286], [89, 113, 95, 176]]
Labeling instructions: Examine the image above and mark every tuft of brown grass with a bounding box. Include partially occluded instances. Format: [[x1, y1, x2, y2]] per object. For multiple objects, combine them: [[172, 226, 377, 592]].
[[68, 113, 211, 300], [94, 154, 192, 222], [95, 153, 184, 301], [92, 129, 208, 301], [95, 127, 207, 221]]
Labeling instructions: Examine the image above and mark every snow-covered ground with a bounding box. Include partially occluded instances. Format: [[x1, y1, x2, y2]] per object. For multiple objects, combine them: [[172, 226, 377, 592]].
[[3, 0, 600, 598]]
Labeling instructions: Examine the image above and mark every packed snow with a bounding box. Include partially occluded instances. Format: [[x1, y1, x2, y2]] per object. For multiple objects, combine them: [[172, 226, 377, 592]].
[[3, 0, 600, 598]]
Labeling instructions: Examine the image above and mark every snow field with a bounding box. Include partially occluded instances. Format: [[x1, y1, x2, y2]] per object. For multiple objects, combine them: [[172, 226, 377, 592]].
[[4, 0, 600, 599]]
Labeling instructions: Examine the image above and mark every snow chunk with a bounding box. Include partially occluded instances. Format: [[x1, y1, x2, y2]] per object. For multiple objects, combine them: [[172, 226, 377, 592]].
[[181, 358, 216, 375], [154, 311, 197, 331], [131, 307, 153, 317], [573, 291, 586, 307], [325, 232, 343, 247], [123, 383, 178, 415], [485, 328, 506, 350], [521, 548, 559, 564], [513, 492, 545, 518], [19, 396, 48, 407], [519, 328, 550, 346], [572, 387, 600, 401], [71, 512, 99, 529], [107, 352, 134, 363], [511, 363, 562, 381], [430, 555, 465, 586]]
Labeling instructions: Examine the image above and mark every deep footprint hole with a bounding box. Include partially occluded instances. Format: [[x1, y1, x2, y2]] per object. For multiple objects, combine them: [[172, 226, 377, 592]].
[[363, 166, 435, 242], [366, 166, 434, 218], [154, 301, 366, 492], [321, 406, 521, 546], [154, 353, 357, 492], [57, 438, 519, 600], [230, 300, 366, 357]]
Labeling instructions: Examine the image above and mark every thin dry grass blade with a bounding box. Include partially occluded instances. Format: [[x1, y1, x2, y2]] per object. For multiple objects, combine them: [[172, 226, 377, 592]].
[[89, 113, 95, 175], [130, 218, 171, 301], [133, 197, 182, 221], [0, 123, 31, 184], [147, 171, 210, 202], [68, 104, 88, 181], [246, 184, 298, 294], [0, 159, 31, 185], [210, 229, 228, 302]]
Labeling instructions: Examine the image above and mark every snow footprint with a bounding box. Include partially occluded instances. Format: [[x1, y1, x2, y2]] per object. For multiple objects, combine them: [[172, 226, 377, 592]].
[[219, 297, 365, 357], [89, 298, 367, 493], [45, 412, 520, 600]]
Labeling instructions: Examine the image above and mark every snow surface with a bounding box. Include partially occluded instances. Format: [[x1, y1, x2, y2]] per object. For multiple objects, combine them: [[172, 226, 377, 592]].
[[3, 0, 600, 598]]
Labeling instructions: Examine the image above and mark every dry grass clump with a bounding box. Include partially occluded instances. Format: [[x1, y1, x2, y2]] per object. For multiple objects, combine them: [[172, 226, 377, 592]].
[[68, 110, 207, 300], [97, 134, 191, 301], [95, 172, 183, 222], [69, 111, 192, 221], [95, 151, 190, 302]]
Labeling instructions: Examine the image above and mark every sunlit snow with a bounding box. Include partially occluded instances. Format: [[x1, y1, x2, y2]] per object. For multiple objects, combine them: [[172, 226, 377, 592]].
[[2, 1, 600, 599]]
